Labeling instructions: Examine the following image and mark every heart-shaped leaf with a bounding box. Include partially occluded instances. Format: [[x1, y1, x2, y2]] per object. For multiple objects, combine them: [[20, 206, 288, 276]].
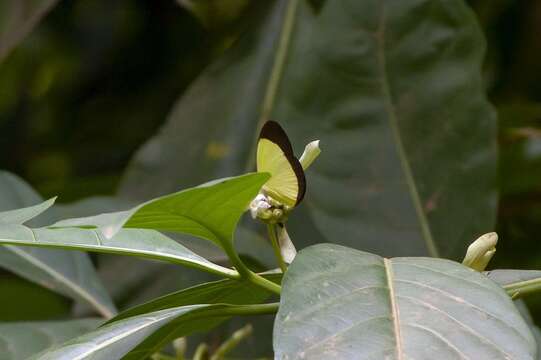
[[274, 244, 535, 359]]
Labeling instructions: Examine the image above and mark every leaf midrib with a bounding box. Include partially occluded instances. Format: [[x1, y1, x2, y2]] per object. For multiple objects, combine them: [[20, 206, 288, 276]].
[[384, 258, 403, 360], [375, 3, 439, 257]]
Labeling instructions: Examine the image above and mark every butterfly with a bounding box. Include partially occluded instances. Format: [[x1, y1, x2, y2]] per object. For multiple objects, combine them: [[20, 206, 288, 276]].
[[256, 120, 306, 208], [254, 120, 309, 265]]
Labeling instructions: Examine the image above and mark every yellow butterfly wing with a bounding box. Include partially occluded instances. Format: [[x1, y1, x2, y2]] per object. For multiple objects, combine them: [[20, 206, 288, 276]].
[[256, 121, 305, 207]]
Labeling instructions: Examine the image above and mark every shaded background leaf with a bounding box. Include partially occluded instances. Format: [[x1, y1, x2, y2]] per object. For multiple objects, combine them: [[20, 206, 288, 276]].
[[0, 172, 115, 318], [0, 0, 60, 62], [0, 318, 101, 360]]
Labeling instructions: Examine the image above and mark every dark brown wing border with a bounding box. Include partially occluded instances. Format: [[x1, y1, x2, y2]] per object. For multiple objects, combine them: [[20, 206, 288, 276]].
[[258, 121, 306, 205]]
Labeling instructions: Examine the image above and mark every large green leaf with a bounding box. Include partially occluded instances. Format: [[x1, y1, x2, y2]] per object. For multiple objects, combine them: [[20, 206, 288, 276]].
[[277, 0, 496, 259], [274, 244, 535, 359], [0, 319, 101, 360], [0, 172, 116, 318], [0, 0, 59, 62], [0, 225, 237, 278], [55, 173, 269, 250], [120, 0, 496, 260], [34, 303, 278, 360]]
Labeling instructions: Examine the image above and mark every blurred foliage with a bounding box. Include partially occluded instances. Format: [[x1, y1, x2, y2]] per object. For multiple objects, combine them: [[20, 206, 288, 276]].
[[468, 0, 541, 320], [2, 0, 541, 351], [0, 274, 70, 321], [0, 0, 218, 202]]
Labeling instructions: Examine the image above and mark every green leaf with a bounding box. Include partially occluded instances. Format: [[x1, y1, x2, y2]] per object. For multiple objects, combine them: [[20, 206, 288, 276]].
[[108, 273, 281, 323], [0, 0, 60, 63], [0, 225, 237, 278], [274, 244, 535, 359], [0, 172, 116, 318], [120, 0, 496, 260], [96, 274, 280, 359], [35, 303, 278, 360], [0, 319, 101, 360], [54, 173, 269, 250]]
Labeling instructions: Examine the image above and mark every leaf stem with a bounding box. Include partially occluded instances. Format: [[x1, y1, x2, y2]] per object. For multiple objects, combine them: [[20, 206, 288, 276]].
[[504, 277, 541, 299], [223, 243, 281, 295], [267, 224, 287, 273]]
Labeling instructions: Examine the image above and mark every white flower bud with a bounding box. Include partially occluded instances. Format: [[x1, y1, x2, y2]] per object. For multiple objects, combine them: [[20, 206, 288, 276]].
[[299, 140, 321, 170], [462, 232, 498, 271]]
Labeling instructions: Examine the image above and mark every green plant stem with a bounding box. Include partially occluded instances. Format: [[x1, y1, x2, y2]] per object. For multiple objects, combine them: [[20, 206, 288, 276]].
[[210, 324, 253, 360], [267, 224, 287, 273], [223, 244, 281, 295], [504, 278, 541, 299]]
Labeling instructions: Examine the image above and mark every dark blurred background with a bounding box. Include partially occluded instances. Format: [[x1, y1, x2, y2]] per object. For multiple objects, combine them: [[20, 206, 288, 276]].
[[1, 0, 541, 322]]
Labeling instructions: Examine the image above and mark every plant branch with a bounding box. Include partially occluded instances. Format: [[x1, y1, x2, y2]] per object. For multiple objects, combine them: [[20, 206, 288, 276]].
[[223, 243, 281, 295], [268, 224, 287, 273], [504, 277, 541, 299]]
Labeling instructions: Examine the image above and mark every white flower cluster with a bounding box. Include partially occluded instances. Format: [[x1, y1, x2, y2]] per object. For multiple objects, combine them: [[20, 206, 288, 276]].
[[249, 193, 289, 224], [250, 194, 271, 219]]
